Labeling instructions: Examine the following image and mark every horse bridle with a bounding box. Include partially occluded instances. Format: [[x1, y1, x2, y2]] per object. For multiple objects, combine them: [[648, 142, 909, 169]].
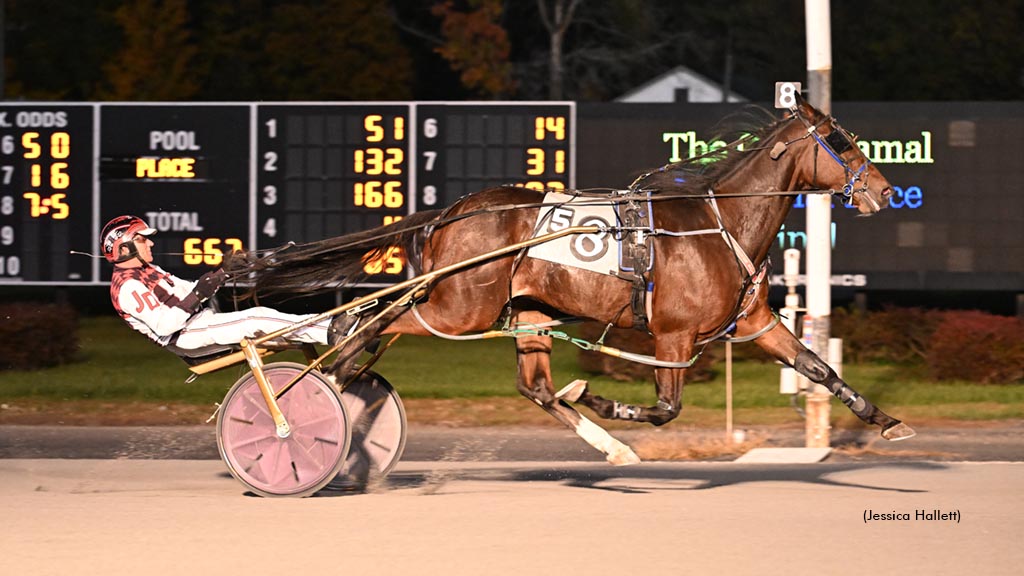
[[789, 107, 873, 206]]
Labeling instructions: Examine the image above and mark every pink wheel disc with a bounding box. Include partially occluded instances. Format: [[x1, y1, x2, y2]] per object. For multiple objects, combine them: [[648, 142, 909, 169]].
[[218, 364, 349, 496]]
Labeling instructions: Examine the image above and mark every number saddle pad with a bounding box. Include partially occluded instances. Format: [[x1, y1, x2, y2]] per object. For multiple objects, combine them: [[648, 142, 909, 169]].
[[525, 191, 654, 277]]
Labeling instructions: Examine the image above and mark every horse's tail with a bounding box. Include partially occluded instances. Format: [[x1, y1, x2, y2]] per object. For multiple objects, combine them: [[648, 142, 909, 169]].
[[224, 209, 443, 299]]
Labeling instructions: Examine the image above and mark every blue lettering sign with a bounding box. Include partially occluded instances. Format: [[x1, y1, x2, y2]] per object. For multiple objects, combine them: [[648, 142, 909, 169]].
[[888, 185, 923, 209], [790, 186, 923, 210]]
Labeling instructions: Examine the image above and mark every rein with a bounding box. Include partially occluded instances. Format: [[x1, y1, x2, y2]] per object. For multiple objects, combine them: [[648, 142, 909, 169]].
[[234, 187, 840, 264]]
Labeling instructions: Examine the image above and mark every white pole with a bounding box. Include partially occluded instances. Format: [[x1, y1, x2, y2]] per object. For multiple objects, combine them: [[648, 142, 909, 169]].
[[804, 0, 833, 448], [779, 249, 802, 394]]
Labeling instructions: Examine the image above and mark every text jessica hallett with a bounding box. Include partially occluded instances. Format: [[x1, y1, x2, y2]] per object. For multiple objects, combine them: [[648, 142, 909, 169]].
[[864, 509, 960, 524]]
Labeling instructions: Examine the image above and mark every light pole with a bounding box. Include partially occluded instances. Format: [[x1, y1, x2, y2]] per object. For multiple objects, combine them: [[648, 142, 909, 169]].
[[803, 0, 833, 448]]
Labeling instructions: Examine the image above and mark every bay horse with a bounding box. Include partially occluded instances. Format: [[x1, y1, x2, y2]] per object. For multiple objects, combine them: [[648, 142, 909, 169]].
[[226, 94, 914, 463]]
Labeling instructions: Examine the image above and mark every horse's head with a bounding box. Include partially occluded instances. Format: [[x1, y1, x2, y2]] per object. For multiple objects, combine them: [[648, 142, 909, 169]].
[[783, 95, 893, 214]]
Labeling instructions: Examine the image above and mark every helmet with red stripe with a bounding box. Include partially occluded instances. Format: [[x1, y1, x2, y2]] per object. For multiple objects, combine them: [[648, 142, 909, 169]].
[[100, 215, 156, 263]]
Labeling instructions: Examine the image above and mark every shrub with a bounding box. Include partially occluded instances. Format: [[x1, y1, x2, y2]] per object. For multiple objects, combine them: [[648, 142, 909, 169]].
[[832, 306, 938, 364], [0, 302, 79, 370], [926, 311, 1024, 384]]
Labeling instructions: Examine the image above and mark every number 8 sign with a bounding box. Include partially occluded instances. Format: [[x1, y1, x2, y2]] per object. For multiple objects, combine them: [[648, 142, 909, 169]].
[[775, 82, 802, 109]]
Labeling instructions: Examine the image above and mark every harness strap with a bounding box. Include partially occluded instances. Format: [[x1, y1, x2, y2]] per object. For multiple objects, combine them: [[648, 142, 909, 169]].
[[410, 305, 701, 369], [704, 189, 757, 276], [693, 258, 773, 346], [618, 195, 653, 332]]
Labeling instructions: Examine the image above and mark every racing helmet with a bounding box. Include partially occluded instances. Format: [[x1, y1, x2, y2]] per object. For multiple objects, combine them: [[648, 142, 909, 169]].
[[100, 215, 156, 263]]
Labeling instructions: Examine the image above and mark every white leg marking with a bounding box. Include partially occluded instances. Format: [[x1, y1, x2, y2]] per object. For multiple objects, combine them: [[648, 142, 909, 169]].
[[573, 411, 641, 466]]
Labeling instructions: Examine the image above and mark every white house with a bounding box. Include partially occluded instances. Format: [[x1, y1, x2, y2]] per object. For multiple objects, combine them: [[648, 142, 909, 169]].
[[616, 65, 748, 103]]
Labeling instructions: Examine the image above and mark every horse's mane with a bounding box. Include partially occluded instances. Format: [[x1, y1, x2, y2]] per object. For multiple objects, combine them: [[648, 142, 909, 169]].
[[630, 105, 790, 195], [224, 209, 442, 299]]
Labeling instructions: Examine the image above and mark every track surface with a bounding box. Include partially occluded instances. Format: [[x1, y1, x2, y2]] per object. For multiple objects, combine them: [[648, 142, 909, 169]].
[[2, 458, 1021, 576], [3, 422, 1023, 575], [3, 421, 1023, 460]]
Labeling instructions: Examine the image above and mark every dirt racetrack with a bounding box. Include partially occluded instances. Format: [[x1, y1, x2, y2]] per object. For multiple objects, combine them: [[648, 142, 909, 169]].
[[3, 446, 1023, 576]]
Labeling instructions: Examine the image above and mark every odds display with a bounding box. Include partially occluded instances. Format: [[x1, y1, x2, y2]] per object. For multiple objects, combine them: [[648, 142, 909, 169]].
[[0, 102, 575, 285], [0, 106, 93, 282]]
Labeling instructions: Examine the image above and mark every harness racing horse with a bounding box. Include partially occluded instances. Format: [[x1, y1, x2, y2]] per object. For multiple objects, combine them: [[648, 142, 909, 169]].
[[226, 94, 915, 464]]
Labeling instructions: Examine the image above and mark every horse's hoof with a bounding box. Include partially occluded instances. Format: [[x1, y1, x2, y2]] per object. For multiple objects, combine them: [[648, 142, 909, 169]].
[[606, 445, 641, 466], [555, 379, 588, 402], [881, 421, 916, 441]]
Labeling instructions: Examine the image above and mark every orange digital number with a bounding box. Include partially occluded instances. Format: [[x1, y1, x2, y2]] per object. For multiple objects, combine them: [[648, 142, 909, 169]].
[[363, 246, 404, 275], [523, 181, 565, 192], [534, 116, 566, 141], [184, 237, 243, 266], [50, 132, 70, 159], [22, 133, 41, 159], [22, 132, 71, 159], [526, 148, 545, 175], [365, 115, 384, 142], [364, 114, 405, 141], [27, 163, 68, 188], [22, 192, 70, 219], [355, 181, 404, 209], [354, 148, 404, 176]]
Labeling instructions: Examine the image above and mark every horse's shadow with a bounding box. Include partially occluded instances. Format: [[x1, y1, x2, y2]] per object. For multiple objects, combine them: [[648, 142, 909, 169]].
[[317, 461, 943, 497]]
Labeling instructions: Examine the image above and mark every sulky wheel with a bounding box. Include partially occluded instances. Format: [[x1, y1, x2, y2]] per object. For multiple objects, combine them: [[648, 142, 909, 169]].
[[217, 362, 351, 498], [330, 370, 408, 489]]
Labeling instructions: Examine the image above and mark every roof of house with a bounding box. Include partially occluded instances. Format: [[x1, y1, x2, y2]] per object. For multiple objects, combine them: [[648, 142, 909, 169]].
[[616, 65, 749, 103]]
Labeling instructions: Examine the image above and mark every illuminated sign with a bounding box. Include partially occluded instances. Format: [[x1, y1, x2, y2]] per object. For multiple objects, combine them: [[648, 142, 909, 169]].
[[662, 131, 748, 162], [255, 104, 411, 282], [3, 101, 1018, 293], [135, 157, 197, 179], [657, 127, 932, 254], [661, 130, 933, 165], [858, 132, 933, 164], [0, 105, 93, 282], [100, 104, 250, 278], [0, 102, 576, 284], [577, 101, 1024, 292], [415, 104, 573, 211]]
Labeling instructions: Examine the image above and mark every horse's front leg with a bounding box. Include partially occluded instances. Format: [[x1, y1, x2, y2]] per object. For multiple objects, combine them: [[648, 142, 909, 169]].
[[736, 309, 915, 441], [575, 332, 691, 426]]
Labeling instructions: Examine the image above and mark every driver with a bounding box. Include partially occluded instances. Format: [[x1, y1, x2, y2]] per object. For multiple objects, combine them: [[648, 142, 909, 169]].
[[101, 215, 331, 351]]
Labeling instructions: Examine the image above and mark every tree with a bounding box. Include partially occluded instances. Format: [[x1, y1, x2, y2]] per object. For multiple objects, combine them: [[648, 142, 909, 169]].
[[3, 0, 121, 100], [507, 1, 705, 101], [191, 0, 269, 101], [536, 0, 581, 100], [431, 0, 516, 99], [262, 0, 414, 100], [100, 0, 203, 100], [832, 0, 1024, 100]]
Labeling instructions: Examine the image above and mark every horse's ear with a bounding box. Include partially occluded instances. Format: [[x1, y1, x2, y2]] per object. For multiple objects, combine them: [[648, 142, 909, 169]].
[[792, 91, 823, 122]]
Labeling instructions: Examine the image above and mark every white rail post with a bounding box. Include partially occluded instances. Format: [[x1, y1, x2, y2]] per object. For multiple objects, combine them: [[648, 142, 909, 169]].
[[780, 248, 802, 394], [804, 0, 833, 448]]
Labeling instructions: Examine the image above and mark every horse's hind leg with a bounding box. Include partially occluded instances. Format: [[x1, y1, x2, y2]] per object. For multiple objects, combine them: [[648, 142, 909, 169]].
[[574, 331, 693, 427], [514, 312, 640, 465], [737, 310, 915, 441], [326, 307, 407, 378]]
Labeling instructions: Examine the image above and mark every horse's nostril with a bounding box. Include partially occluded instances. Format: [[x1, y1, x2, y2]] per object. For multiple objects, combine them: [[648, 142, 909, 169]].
[[881, 188, 893, 197]]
